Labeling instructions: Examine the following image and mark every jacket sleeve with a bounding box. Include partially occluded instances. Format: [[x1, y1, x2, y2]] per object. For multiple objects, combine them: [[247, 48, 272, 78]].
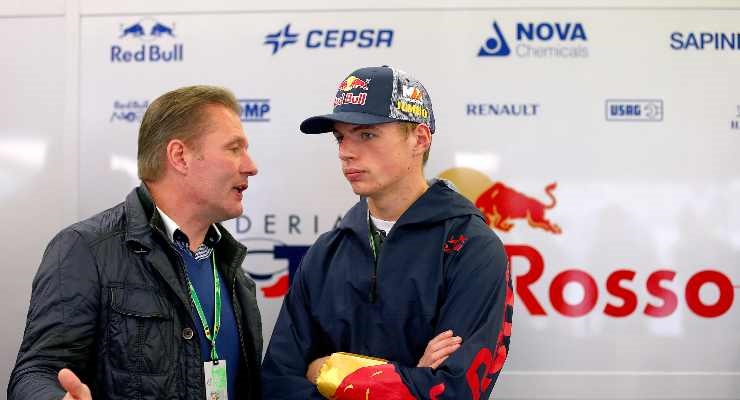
[[329, 235, 513, 400], [8, 229, 100, 400], [261, 249, 326, 400]]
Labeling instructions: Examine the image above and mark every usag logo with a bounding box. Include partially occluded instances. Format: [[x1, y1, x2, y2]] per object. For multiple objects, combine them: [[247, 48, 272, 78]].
[[605, 99, 663, 122]]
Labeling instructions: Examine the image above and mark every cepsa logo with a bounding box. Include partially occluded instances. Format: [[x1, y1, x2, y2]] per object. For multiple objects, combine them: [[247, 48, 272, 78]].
[[264, 23, 393, 55], [438, 167, 736, 319]]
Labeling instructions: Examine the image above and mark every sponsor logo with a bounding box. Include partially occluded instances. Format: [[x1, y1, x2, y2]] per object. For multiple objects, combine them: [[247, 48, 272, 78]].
[[439, 168, 561, 234], [264, 24, 299, 55], [396, 100, 429, 118], [438, 166, 737, 318], [238, 99, 270, 122], [338, 76, 370, 91], [466, 103, 540, 117], [110, 100, 148, 123], [111, 18, 183, 63], [235, 213, 342, 298], [265, 23, 393, 55], [478, 20, 589, 59], [670, 31, 740, 51], [239, 238, 308, 298], [334, 92, 367, 107], [605, 99, 663, 122], [443, 234, 468, 254], [402, 84, 424, 103]]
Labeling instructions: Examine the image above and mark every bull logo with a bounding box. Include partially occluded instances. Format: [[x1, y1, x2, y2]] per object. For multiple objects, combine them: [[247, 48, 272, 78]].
[[119, 19, 176, 40], [120, 23, 145, 38], [150, 22, 175, 37], [438, 167, 562, 234], [476, 181, 561, 234]]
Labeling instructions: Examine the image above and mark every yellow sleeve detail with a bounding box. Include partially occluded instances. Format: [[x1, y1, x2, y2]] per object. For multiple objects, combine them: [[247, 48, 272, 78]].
[[316, 352, 388, 398]]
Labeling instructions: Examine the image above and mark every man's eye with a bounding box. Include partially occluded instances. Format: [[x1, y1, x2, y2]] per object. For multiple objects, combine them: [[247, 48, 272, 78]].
[[361, 132, 375, 140]]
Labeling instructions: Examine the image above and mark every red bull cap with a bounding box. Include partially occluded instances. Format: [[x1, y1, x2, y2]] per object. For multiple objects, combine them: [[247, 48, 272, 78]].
[[300, 66, 436, 134]]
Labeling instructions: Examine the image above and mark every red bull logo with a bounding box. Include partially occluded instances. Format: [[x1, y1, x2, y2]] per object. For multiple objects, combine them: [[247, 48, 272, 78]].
[[338, 75, 370, 92], [438, 167, 561, 234], [437, 167, 737, 318]]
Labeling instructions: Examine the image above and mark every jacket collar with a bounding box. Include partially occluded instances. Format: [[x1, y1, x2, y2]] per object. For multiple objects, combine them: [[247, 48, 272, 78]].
[[123, 183, 246, 272], [338, 179, 483, 239]]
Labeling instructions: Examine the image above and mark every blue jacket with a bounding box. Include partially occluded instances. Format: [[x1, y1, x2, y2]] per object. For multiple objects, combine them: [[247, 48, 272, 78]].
[[262, 180, 512, 399]]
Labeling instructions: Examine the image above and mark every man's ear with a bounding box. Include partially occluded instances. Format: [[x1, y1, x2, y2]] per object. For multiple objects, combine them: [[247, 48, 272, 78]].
[[412, 123, 432, 157], [166, 139, 189, 175]]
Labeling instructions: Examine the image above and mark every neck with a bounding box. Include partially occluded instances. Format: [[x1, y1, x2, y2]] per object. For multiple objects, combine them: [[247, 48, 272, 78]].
[[147, 180, 211, 252], [367, 175, 428, 221]]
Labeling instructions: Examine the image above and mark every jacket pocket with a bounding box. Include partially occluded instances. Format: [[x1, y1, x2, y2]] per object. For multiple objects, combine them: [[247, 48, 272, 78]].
[[108, 286, 175, 375]]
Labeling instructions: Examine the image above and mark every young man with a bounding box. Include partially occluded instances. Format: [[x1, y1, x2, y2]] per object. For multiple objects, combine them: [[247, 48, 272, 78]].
[[262, 66, 513, 399], [9, 86, 263, 400]]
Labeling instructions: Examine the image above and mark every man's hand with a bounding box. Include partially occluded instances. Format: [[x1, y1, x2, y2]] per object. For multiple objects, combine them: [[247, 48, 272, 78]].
[[58, 368, 92, 400], [417, 330, 462, 369], [306, 356, 330, 384]]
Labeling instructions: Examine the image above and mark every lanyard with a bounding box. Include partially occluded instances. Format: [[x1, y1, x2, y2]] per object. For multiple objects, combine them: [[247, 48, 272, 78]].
[[368, 218, 385, 261], [186, 250, 221, 361], [368, 217, 386, 303]]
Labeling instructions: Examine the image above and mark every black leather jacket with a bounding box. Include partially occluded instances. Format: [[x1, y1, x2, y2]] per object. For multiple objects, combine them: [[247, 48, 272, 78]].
[[8, 185, 262, 400]]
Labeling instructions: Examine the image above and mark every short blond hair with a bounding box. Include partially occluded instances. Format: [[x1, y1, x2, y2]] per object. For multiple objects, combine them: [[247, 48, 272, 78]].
[[399, 122, 431, 166], [137, 85, 241, 181]]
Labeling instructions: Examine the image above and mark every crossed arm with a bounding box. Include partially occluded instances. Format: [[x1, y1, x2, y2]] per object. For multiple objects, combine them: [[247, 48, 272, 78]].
[[304, 330, 463, 384]]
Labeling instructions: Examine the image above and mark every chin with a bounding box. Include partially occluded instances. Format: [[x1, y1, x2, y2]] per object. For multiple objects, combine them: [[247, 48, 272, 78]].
[[348, 182, 378, 198], [222, 205, 244, 221]]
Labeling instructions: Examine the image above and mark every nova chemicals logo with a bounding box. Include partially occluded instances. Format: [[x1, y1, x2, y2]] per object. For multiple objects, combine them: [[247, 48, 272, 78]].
[[670, 31, 740, 51], [605, 99, 663, 122], [110, 100, 149, 123], [239, 99, 270, 122], [478, 20, 589, 59], [478, 21, 511, 56], [264, 23, 393, 55], [111, 18, 183, 63]]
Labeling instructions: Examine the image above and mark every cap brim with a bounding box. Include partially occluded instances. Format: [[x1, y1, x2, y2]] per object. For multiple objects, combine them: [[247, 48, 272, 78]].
[[300, 112, 398, 134]]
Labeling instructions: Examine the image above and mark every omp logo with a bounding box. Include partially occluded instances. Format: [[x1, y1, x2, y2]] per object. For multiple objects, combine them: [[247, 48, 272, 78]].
[[605, 99, 663, 122], [111, 18, 183, 63], [238, 99, 270, 122], [478, 20, 589, 59], [264, 23, 393, 55]]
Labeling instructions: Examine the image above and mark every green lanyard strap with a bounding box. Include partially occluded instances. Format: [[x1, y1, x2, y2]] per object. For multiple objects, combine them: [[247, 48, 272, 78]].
[[187, 250, 222, 361]]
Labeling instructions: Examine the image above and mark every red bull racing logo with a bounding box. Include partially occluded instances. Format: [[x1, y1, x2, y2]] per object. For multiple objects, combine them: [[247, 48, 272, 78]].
[[334, 76, 370, 107], [338, 76, 370, 91], [438, 167, 737, 319], [112, 18, 183, 63]]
